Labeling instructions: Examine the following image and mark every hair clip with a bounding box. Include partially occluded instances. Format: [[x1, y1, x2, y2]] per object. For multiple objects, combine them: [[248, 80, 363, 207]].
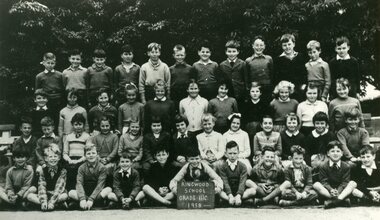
[[227, 113, 241, 120]]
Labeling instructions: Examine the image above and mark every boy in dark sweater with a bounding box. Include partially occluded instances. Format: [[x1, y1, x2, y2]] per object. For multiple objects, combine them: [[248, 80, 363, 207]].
[[313, 141, 357, 209], [12, 116, 37, 167], [218, 141, 254, 206], [351, 145, 380, 204], [107, 151, 141, 209], [29, 89, 55, 137], [329, 36, 361, 98], [172, 115, 197, 167]]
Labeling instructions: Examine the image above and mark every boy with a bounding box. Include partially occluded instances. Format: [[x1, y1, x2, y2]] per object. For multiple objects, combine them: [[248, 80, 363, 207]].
[[27, 144, 68, 211], [172, 115, 197, 167], [29, 89, 55, 137], [139, 147, 179, 206], [86, 49, 113, 107], [245, 36, 273, 103], [351, 145, 380, 204], [169, 146, 223, 196], [114, 44, 140, 106], [12, 116, 37, 167], [274, 34, 307, 102], [337, 108, 370, 166], [170, 44, 193, 110], [218, 141, 255, 206], [62, 49, 88, 107], [107, 151, 141, 209], [68, 143, 112, 210], [250, 147, 284, 206], [35, 52, 65, 114], [279, 145, 318, 206], [305, 40, 331, 101], [0, 149, 34, 208], [329, 36, 360, 98], [35, 116, 61, 168], [313, 141, 357, 209], [139, 42, 171, 104], [192, 41, 219, 100], [219, 40, 247, 104], [179, 80, 209, 136]]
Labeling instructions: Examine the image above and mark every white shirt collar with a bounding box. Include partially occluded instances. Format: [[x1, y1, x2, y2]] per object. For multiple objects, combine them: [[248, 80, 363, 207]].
[[308, 58, 323, 64], [154, 97, 167, 101], [305, 100, 318, 105], [361, 162, 377, 170], [44, 69, 55, 73], [177, 131, 189, 138], [280, 51, 298, 58], [312, 129, 328, 137], [329, 160, 341, 168], [278, 98, 290, 102], [68, 65, 85, 71], [336, 54, 351, 60], [227, 160, 238, 166], [227, 129, 242, 135], [228, 58, 237, 63], [36, 106, 48, 111], [285, 130, 299, 137], [196, 60, 213, 65], [119, 167, 132, 177], [42, 133, 56, 138], [23, 136, 32, 143], [217, 95, 228, 101], [251, 99, 260, 104], [252, 53, 266, 58]]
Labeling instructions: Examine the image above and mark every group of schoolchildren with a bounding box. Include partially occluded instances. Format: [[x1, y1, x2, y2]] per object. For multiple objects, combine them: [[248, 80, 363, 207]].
[[1, 33, 379, 211]]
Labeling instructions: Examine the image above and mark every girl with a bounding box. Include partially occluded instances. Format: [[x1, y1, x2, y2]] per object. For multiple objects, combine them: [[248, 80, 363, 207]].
[[88, 88, 118, 135], [208, 80, 239, 133], [329, 77, 364, 133], [253, 115, 281, 165], [280, 113, 305, 166], [117, 83, 144, 134], [297, 84, 328, 136], [223, 113, 252, 173], [270, 80, 299, 132], [118, 120, 143, 169]]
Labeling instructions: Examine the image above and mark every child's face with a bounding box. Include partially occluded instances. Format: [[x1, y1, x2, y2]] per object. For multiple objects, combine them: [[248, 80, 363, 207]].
[[42, 59, 56, 71], [307, 48, 321, 61], [286, 118, 298, 133], [121, 52, 134, 63], [291, 153, 304, 168], [218, 84, 228, 98], [85, 148, 98, 163], [155, 87, 165, 99], [327, 146, 343, 162], [176, 121, 187, 134], [281, 40, 295, 55], [148, 48, 161, 62], [262, 151, 275, 167], [230, 118, 241, 132], [151, 122, 162, 134], [202, 120, 214, 133], [188, 155, 201, 167], [335, 43, 350, 58], [73, 121, 84, 134], [250, 87, 261, 100], [119, 157, 132, 171], [360, 153, 375, 167], [35, 95, 48, 107], [14, 156, 27, 167], [225, 146, 239, 163], [252, 39, 265, 55], [93, 57, 106, 67], [173, 50, 186, 63], [261, 118, 273, 133], [42, 125, 54, 136], [126, 89, 137, 103], [155, 151, 169, 165], [306, 87, 318, 103], [69, 55, 82, 68], [67, 95, 78, 106], [46, 153, 60, 167], [20, 123, 32, 137], [314, 121, 327, 134], [346, 117, 359, 130], [187, 83, 199, 98], [129, 122, 140, 136], [198, 47, 211, 61], [97, 92, 109, 107], [100, 120, 111, 134], [225, 47, 239, 61], [336, 84, 349, 98], [279, 89, 290, 101]]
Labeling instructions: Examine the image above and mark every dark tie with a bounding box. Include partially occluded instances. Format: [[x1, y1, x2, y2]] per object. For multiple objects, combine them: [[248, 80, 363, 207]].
[[181, 134, 185, 139], [230, 61, 235, 67], [123, 171, 129, 178], [333, 163, 339, 170]]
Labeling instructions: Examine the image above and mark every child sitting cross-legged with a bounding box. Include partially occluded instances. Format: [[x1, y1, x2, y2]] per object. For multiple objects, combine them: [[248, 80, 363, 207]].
[[313, 140, 357, 209], [27, 143, 68, 211], [278, 145, 318, 206]]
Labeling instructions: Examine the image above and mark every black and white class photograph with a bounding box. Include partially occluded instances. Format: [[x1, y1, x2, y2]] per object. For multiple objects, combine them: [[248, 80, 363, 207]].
[[0, 0, 379, 219]]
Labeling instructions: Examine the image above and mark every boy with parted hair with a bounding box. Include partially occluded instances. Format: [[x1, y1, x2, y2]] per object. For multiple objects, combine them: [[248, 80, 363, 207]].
[[12, 116, 38, 167], [29, 89, 55, 137]]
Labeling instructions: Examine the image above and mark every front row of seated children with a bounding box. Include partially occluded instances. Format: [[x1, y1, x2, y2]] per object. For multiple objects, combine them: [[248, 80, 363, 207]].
[[1, 137, 379, 211]]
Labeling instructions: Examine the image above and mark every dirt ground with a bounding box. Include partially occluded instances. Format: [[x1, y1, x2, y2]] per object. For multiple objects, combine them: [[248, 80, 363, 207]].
[[0, 207, 379, 220]]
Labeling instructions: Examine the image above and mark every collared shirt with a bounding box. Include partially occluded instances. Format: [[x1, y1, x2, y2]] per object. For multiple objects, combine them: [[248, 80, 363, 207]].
[[22, 136, 32, 144], [312, 129, 329, 138], [217, 95, 228, 101], [196, 60, 213, 65], [245, 54, 273, 85], [329, 160, 341, 168], [278, 98, 290, 103], [139, 59, 170, 93], [154, 97, 167, 101], [196, 131, 226, 160], [336, 54, 351, 60], [227, 159, 238, 170], [223, 129, 250, 159], [44, 69, 55, 73], [297, 100, 328, 127], [179, 95, 208, 132], [253, 131, 282, 156], [177, 131, 189, 139], [119, 167, 132, 177], [307, 58, 323, 65], [63, 65, 87, 90], [280, 51, 299, 58], [361, 163, 377, 175], [36, 106, 48, 111], [285, 130, 299, 137], [122, 62, 138, 72], [42, 133, 56, 138], [251, 99, 260, 104], [252, 162, 283, 185]]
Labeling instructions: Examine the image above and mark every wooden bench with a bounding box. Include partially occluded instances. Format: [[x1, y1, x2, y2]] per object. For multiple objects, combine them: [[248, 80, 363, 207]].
[[0, 124, 19, 166]]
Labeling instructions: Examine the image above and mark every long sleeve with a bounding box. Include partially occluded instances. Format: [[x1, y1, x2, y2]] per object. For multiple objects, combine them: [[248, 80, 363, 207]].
[[76, 166, 86, 201], [237, 165, 248, 195], [219, 166, 232, 195], [118, 136, 125, 156], [169, 164, 187, 191], [275, 134, 282, 156], [49, 169, 67, 205], [143, 136, 154, 163], [35, 140, 46, 166], [322, 63, 331, 99], [88, 166, 107, 201], [240, 132, 251, 158], [204, 163, 223, 190], [5, 169, 15, 196], [37, 169, 48, 204], [232, 99, 239, 113], [337, 166, 350, 193], [197, 137, 207, 159], [129, 171, 141, 199], [17, 167, 34, 197], [136, 141, 143, 161], [107, 135, 119, 161], [139, 66, 147, 95], [337, 130, 353, 159], [82, 110, 90, 133], [106, 68, 114, 92], [319, 165, 333, 191], [118, 106, 123, 132], [304, 166, 313, 192], [253, 135, 261, 156], [58, 111, 64, 137], [63, 135, 70, 161], [113, 171, 124, 199], [164, 64, 171, 98], [35, 75, 41, 90], [216, 135, 226, 160]]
